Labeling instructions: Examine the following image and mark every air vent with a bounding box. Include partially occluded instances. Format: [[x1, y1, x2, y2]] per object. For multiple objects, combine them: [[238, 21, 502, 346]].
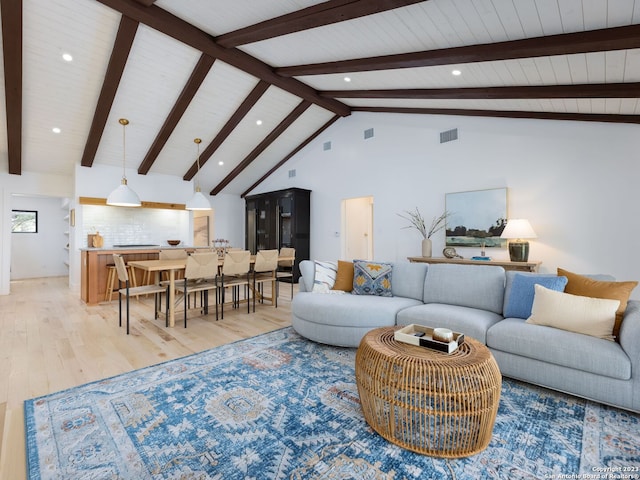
[[364, 128, 374, 139], [288, 169, 296, 178], [440, 128, 458, 144], [323, 141, 332, 151]]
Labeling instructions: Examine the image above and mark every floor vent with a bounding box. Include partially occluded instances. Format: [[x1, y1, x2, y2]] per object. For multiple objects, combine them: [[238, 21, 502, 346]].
[[288, 169, 296, 178], [364, 128, 374, 139], [323, 141, 332, 151], [440, 128, 458, 144]]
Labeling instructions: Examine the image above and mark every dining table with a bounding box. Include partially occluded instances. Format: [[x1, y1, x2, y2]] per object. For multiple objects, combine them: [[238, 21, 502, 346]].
[[128, 255, 295, 327]]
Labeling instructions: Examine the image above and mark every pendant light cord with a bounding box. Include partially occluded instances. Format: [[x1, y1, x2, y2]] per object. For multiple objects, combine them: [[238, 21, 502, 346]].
[[119, 118, 129, 181], [194, 138, 202, 189]]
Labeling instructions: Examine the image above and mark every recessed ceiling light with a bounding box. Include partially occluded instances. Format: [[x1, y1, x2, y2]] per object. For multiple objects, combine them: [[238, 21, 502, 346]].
[[344, 77, 351, 82], [256, 120, 263, 126], [62, 53, 73, 62], [218, 161, 224, 166], [52, 127, 61, 134], [452, 69, 462, 76]]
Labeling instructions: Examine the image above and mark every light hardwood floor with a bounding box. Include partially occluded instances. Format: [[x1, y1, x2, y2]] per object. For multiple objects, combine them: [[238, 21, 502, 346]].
[[0, 276, 295, 480]]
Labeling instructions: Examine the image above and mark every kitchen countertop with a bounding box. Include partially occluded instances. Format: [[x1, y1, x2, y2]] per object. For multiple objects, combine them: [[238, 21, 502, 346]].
[[79, 245, 212, 251]]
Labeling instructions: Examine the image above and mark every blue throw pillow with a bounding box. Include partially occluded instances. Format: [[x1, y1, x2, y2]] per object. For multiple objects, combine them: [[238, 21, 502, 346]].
[[504, 274, 568, 319], [352, 260, 393, 297]]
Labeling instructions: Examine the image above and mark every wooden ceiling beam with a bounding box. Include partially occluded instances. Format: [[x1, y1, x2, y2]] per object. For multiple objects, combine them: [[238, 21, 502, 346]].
[[138, 54, 216, 174], [210, 101, 312, 195], [242, 115, 341, 197], [352, 106, 640, 124], [184, 80, 270, 181], [216, 0, 427, 48], [321, 83, 640, 99], [133, 0, 156, 5], [96, 0, 351, 117], [80, 15, 138, 167], [1, 0, 22, 175], [277, 24, 640, 76]]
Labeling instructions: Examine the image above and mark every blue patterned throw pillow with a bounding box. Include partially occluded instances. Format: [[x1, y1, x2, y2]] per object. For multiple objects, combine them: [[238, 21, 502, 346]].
[[352, 260, 393, 296], [504, 273, 568, 319]]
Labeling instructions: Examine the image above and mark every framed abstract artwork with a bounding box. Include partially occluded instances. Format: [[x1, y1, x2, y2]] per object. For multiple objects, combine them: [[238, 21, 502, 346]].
[[445, 188, 507, 248]]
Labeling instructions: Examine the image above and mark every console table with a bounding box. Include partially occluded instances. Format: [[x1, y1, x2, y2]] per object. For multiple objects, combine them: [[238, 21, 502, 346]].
[[408, 256, 540, 272]]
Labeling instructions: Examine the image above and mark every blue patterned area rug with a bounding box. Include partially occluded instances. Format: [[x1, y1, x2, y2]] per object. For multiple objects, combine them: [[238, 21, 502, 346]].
[[25, 328, 639, 479]]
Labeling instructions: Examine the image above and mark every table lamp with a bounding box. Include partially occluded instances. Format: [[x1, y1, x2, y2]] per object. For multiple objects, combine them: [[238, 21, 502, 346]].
[[500, 219, 537, 262]]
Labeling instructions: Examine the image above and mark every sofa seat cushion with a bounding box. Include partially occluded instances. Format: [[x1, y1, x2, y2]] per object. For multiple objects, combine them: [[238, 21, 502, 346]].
[[396, 303, 503, 344], [292, 292, 422, 328], [487, 318, 631, 380]]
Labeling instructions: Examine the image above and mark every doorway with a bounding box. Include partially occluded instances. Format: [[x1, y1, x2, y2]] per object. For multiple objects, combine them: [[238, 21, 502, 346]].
[[342, 196, 373, 260]]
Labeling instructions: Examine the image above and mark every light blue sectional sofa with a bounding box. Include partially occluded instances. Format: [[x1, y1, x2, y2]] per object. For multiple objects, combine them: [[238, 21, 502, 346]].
[[291, 260, 640, 412]]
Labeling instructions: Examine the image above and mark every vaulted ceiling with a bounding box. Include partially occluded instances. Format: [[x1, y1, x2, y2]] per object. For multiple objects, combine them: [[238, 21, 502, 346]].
[[2, 0, 640, 196]]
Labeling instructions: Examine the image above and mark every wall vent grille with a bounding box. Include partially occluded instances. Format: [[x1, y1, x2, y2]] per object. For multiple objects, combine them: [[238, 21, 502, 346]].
[[440, 128, 458, 143], [288, 169, 296, 178], [364, 128, 374, 139], [323, 141, 332, 151]]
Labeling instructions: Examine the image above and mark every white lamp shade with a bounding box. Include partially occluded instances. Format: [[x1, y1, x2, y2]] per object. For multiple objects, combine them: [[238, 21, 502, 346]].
[[185, 189, 212, 211], [500, 219, 537, 239], [106, 180, 141, 207]]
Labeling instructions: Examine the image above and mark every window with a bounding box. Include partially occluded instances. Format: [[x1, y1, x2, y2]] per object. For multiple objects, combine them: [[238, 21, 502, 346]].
[[11, 210, 38, 233]]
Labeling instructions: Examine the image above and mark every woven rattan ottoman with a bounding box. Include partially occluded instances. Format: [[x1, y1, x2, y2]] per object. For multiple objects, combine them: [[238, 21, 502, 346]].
[[355, 327, 501, 458]]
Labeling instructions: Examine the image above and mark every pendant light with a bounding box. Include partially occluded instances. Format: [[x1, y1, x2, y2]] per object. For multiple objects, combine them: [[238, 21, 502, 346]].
[[106, 118, 141, 207], [185, 137, 212, 211]]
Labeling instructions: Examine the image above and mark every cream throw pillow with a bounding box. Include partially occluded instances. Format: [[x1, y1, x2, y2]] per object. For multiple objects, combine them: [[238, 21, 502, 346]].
[[526, 284, 620, 341]]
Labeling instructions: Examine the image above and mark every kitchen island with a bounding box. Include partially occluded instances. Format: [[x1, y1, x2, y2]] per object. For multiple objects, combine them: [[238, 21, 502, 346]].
[[80, 246, 210, 305]]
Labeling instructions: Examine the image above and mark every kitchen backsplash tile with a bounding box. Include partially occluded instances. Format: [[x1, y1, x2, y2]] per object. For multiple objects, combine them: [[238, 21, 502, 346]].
[[82, 205, 189, 248]]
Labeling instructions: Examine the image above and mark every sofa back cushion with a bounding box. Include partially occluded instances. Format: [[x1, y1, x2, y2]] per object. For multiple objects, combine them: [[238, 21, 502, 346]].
[[423, 264, 505, 314], [391, 262, 429, 301]]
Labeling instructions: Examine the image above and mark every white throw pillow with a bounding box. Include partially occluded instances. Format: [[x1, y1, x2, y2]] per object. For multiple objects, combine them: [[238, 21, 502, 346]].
[[312, 261, 337, 293], [526, 284, 620, 341]]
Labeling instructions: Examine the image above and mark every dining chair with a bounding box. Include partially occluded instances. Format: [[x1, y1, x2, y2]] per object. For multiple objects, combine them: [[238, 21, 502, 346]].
[[252, 249, 279, 310], [113, 254, 167, 334], [276, 247, 296, 299], [217, 250, 252, 319], [172, 252, 218, 327]]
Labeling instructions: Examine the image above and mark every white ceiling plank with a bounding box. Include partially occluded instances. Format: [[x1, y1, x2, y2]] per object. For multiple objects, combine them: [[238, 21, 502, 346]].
[[607, 0, 637, 26], [605, 50, 628, 82], [581, 0, 608, 30], [623, 49, 640, 81], [585, 51, 606, 83], [556, 0, 585, 31], [548, 55, 573, 84]]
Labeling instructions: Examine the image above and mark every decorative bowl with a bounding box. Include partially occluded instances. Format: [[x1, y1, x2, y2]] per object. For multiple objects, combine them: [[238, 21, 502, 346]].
[[167, 240, 181, 246]]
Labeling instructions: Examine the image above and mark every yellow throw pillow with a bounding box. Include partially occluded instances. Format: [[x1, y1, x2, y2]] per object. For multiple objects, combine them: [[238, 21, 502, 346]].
[[332, 261, 354, 292], [526, 284, 619, 341], [557, 268, 637, 340]]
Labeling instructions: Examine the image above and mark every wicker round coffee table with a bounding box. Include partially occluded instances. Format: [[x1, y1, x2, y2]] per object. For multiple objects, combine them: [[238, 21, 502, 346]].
[[355, 327, 501, 458]]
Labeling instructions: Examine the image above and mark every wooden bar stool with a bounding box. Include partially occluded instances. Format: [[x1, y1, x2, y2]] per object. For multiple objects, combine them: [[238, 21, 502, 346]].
[[105, 263, 137, 302]]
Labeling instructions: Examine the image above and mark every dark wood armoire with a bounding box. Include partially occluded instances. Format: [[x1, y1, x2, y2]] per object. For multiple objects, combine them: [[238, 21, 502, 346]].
[[245, 188, 310, 281]]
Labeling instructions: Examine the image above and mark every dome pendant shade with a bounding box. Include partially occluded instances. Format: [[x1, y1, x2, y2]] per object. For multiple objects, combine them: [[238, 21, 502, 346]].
[[107, 178, 142, 207], [107, 118, 141, 207], [186, 137, 211, 211], [186, 187, 211, 211]]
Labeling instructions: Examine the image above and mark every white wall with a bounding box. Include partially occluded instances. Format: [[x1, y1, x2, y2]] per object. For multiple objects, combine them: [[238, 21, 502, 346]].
[[9, 196, 69, 279], [251, 112, 640, 299]]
